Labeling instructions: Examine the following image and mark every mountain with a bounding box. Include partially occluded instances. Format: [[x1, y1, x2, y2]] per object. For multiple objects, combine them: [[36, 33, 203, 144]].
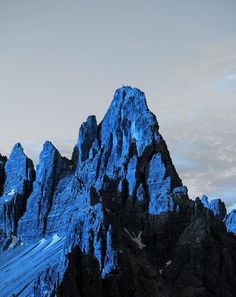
[[0, 86, 236, 297]]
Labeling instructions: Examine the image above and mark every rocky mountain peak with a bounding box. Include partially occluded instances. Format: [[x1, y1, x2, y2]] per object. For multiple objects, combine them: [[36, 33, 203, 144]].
[[18, 141, 71, 243], [201, 195, 227, 220], [73, 115, 98, 167], [0, 87, 236, 297], [100, 86, 159, 157], [0, 143, 35, 247], [3, 142, 34, 195], [225, 209, 236, 235]]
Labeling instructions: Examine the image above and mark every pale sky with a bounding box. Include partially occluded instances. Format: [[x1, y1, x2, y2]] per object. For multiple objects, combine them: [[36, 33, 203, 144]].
[[0, 0, 236, 208]]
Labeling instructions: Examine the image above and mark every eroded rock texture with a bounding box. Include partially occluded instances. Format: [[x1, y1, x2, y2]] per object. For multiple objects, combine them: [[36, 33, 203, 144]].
[[0, 143, 35, 248], [201, 195, 227, 220], [0, 153, 7, 195], [0, 86, 236, 297], [18, 141, 71, 243], [225, 210, 236, 235]]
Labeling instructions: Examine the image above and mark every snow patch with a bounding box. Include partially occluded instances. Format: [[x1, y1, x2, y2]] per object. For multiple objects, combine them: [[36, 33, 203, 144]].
[[165, 260, 172, 267], [124, 228, 146, 249], [8, 235, 17, 249], [44, 234, 62, 250], [38, 238, 46, 246], [8, 189, 16, 196]]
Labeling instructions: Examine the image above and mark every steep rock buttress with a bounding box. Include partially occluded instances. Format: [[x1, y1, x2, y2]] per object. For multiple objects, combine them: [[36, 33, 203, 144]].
[[0, 144, 35, 248]]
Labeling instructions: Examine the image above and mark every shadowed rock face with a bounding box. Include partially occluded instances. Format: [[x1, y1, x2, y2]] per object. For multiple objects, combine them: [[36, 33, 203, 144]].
[[0, 86, 236, 297], [0, 154, 7, 196], [72, 115, 98, 167]]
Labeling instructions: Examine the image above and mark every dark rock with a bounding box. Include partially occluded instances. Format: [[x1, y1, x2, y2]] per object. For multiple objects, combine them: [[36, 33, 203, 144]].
[[0, 153, 7, 195], [163, 215, 236, 297], [201, 195, 227, 220]]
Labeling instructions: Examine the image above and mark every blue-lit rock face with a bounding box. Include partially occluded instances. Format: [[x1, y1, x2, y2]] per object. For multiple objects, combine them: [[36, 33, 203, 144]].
[[225, 210, 236, 235], [1, 86, 236, 297], [73, 86, 182, 214], [18, 141, 71, 243], [0, 144, 35, 247], [201, 195, 227, 220], [147, 153, 173, 215], [73, 115, 98, 167], [61, 203, 117, 279], [3, 143, 35, 195], [126, 155, 138, 197], [100, 87, 157, 157]]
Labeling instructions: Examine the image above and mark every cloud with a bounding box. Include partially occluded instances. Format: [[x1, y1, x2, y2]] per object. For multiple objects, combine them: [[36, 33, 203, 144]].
[[227, 203, 236, 213], [212, 72, 236, 93], [21, 139, 75, 166], [157, 39, 236, 206]]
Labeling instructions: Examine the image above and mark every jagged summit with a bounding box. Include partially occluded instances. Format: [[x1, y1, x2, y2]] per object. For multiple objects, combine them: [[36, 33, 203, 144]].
[[43, 140, 57, 150], [3, 142, 35, 193], [73, 86, 159, 170], [225, 209, 236, 234], [73, 115, 98, 167], [103, 86, 155, 124], [0, 87, 236, 297], [108, 85, 150, 109], [18, 139, 71, 243], [201, 195, 227, 220], [11, 142, 24, 150], [100, 86, 159, 156], [0, 143, 35, 243]]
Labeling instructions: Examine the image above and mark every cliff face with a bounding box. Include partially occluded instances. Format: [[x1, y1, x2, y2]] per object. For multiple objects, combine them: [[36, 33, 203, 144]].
[[0, 86, 236, 297], [0, 143, 35, 248], [0, 153, 7, 196], [18, 141, 71, 243]]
